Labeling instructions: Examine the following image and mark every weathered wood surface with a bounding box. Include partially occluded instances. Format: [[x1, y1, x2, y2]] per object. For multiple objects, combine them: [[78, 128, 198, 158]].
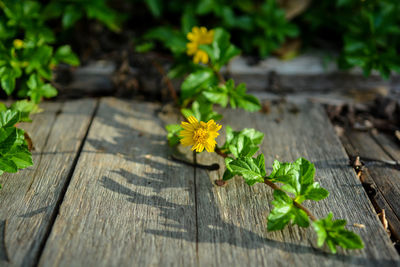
[[195, 104, 399, 266], [38, 98, 197, 266], [0, 99, 97, 266], [37, 98, 398, 266], [340, 130, 400, 241], [226, 55, 400, 93]]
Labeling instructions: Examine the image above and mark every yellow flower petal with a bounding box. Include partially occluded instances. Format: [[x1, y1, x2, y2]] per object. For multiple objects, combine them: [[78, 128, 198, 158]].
[[179, 116, 222, 153], [186, 26, 214, 64]]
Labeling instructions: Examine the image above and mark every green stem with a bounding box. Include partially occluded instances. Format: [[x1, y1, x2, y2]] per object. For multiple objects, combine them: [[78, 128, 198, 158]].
[[263, 178, 317, 221], [208, 63, 225, 84]]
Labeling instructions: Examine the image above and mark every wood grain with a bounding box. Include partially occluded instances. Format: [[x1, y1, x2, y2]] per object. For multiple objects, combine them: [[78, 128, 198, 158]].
[[0, 99, 97, 266], [340, 130, 400, 240], [195, 103, 399, 266], [38, 98, 197, 267]]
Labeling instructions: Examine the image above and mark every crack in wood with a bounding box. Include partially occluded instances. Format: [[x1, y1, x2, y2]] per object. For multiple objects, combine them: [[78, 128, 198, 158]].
[[0, 219, 10, 263], [25, 103, 65, 195], [32, 99, 100, 267]]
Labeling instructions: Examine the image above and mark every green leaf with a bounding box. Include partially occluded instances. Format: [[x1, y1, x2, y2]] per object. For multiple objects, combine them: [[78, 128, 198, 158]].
[[202, 85, 228, 107], [0, 157, 18, 173], [0, 110, 20, 128], [54, 45, 80, 66], [181, 69, 216, 100], [199, 28, 241, 68], [305, 183, 330, 201], [268, 158, 328, 202], [145, 0, 163, 17], [62, 5, 84, 28], [182, 98, 222, 122], [239, 128, 264, 145], [267, 190, 309, 231], [221, 126, 264, 158], [40, 84, 58, 98], [165, 124, 182, 147], [229, 154, 266, 185], [228, 136, 258, 158], [0, 103, 7, 112], [0, 127, 17, 152], [27, 74, 39, 90], [10, 100, 40, 122], [225, 80, 260, 112], [223, 157, 237, 181], [144, 26, 187, 55], [9, 147, 33, 169], [1, 74, 16, 95], [312, 213, 364, 253]]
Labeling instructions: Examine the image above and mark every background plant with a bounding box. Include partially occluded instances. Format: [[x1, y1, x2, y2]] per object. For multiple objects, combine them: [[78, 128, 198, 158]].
[[0, 0, 122, 103], [139, 0, 400, 79], [0, 0, 121, 184], [302, 0, 400, 78]]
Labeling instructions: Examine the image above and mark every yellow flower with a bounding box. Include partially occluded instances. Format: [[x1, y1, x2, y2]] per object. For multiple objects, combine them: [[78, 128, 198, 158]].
[[13, 39, 24, 49], [180, 116, 222, 153], [186, 26, 214, 64]]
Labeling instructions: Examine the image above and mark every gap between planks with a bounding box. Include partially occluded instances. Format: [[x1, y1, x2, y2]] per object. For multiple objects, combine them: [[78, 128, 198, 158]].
[[0, 99, 98, 267], [32, 99, 100, 267]]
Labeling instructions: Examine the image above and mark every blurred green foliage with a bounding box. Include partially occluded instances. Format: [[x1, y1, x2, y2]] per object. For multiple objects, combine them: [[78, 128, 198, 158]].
[[303, 0, 400, 79], [141, 0, 298, 58], [141, 0, 400, 79], [0, 0, 121, 103]]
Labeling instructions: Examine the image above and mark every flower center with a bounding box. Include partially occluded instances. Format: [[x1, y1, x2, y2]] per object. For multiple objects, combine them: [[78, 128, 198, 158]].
[[193, 128, 209, 143]]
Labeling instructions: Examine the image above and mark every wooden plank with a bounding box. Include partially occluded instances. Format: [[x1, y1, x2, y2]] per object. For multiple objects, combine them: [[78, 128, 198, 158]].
[[340, 131, 400, 240], [38, 98, 197, 267], [195, 103, 399, 266], [0, 99, 97, 266], [226, 55, 400, 93]]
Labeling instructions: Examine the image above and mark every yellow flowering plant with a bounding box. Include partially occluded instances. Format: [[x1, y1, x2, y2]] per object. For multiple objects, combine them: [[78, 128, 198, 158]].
[[165, 26, 363, 254]]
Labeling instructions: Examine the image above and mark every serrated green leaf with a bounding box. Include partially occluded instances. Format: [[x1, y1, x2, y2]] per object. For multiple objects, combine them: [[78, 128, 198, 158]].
[[226, 80, 261, 112], [268, 158, 328, 202], [202, 86, 228, 107], [221, 127, 264, 158], [0, 157, 18, 173], [312, 213, 364, 253], [267, 190, 310, 231], [229, 154, 265, 185], [10, 100, 40, 122], [0, 127, 17, 152], [181, 69, 216, 100], [9, 147, 33, 169], [0, 110, 20, 128], [305, 183, 329, 201]]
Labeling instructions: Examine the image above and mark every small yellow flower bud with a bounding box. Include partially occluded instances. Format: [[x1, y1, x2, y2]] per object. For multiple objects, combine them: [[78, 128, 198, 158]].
[[13, 39, 24, 49]]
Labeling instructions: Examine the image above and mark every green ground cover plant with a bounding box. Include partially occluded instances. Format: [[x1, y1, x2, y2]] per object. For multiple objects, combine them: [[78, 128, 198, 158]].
[[0, 0, 121, 183], [165, 25, 364, 254]]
